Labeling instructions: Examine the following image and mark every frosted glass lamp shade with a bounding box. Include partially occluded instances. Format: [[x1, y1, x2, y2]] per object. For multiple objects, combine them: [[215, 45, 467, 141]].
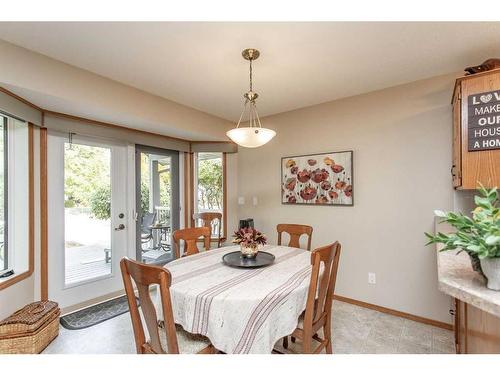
[[226, 127, 276, 148]]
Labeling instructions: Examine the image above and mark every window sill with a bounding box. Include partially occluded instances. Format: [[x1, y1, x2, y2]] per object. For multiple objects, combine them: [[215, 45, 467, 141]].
[[0, 268, 32, 291]]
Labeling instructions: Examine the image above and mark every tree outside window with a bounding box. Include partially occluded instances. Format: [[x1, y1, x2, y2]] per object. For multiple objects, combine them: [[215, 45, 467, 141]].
[[196, 153, 223, 212]]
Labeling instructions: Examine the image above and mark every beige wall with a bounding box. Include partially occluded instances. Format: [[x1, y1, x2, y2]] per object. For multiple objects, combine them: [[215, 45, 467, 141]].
[[237, 73, 460, 323]]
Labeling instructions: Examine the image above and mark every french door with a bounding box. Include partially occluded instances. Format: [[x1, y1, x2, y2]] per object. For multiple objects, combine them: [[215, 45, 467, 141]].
[[47, 133, 129, 309]]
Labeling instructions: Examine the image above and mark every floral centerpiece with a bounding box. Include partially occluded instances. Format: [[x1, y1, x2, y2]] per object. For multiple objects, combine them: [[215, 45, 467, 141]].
[[232, 227, 267, 258], [425, 185, 500, 290]]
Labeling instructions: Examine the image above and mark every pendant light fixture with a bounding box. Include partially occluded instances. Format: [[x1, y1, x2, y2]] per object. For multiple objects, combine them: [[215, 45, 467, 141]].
[[226, 48, 276, 148]]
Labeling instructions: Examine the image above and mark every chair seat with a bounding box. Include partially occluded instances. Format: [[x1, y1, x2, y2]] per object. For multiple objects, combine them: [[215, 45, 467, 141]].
[[159, 325, 211, 354], [296, 314, 304, 329], [294, 312, 327, 332]]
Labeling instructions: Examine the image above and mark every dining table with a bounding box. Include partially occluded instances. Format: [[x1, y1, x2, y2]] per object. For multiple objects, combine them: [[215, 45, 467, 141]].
[[158, 244, 313, 354]]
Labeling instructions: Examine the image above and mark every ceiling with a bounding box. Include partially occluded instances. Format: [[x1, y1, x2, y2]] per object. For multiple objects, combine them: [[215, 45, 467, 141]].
[[0, 22, 500, 121]]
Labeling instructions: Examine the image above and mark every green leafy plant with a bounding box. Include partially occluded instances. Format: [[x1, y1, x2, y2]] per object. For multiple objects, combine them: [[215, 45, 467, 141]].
[[197, 157, 223, 210], [425, 185, 500, 259], [89, 182, 150, 220]]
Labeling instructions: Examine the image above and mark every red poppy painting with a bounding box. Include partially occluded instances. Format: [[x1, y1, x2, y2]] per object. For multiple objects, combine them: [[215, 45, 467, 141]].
[[281, 150, 353, 206]]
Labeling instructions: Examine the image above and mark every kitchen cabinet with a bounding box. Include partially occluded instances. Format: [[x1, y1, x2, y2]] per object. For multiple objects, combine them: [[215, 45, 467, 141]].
[[452, 69, 500, 189]]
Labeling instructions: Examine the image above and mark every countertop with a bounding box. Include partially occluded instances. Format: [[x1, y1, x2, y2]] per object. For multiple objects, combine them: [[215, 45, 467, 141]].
[[437, 248, 500, 318], [435, 219, 500, 318]]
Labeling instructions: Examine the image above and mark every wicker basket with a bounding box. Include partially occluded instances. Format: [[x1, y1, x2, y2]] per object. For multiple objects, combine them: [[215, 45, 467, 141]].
[[0, 301, 60, 354]]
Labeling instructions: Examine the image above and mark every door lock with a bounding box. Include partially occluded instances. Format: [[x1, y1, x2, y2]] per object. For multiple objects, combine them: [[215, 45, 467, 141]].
[[118, 213, 125, 219], [114, 224, 125, 231]]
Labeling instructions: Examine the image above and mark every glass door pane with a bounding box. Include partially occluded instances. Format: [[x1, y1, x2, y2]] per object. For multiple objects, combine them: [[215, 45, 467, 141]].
[[64, 142, 112, 285], [136, 146, 179, 264]]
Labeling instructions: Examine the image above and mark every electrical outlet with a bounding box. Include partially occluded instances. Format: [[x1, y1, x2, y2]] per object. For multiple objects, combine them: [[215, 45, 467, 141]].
[[238, 197, 245, 205], [252, 196, 258, 206], [368, 272, 376, 284]]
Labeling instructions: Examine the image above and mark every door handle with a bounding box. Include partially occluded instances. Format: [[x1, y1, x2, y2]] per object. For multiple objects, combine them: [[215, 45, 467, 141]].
[[114, 224, 125, 231]]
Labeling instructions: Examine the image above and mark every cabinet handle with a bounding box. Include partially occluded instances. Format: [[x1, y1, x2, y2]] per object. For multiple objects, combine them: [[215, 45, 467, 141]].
[[451, 165, 456, 177], [449, 309, 455, 316]]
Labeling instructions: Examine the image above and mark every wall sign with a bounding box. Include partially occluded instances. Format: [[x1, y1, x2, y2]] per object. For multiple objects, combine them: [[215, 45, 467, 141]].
[[467, 89, 500, 151]]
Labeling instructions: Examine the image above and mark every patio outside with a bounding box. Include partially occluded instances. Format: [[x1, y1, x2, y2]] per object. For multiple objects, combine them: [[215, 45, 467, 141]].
[[65, 207, 111, 284], [64, 142, 112, 285]]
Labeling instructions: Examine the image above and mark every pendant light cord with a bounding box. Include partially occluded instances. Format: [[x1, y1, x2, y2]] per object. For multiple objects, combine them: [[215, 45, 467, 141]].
[[249, 58, 253, 93], [234, 51, 263, 130]]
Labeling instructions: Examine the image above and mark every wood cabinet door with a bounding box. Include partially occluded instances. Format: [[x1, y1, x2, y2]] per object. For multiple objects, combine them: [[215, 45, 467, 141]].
[[455, 299, 467, 354], [460, 72, 500, 189], [452, 90, 462, 188], [466, 303, 500, 354]]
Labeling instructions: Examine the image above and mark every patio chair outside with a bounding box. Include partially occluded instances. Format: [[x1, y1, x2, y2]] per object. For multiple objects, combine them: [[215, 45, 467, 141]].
[[141, 212, 157, 245]]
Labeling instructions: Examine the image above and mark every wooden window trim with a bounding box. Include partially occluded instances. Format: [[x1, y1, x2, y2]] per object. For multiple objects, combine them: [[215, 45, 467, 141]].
[[40, 126, 48, 300], [222, 153, 227, 237], [183, 152, 190, 229], [189, 152, 194, 228], [0, 123, 35, 291]]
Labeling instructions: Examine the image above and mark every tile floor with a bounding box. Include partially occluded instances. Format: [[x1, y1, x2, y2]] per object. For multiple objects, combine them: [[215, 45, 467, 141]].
[[42, 300, 455, 354]]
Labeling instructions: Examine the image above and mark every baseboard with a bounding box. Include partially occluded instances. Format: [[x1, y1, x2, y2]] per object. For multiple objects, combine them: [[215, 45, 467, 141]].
[[333, 294, 453, 331]]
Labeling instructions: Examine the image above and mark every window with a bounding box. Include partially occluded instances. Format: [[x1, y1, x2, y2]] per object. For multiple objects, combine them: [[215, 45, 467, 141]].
[[0, 115, 30, 280], [0, 117, 7, 273], [193, 152, 224, 235]]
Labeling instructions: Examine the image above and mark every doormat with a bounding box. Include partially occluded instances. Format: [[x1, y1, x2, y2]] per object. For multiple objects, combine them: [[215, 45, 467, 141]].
[[60, 295, 138, 330]]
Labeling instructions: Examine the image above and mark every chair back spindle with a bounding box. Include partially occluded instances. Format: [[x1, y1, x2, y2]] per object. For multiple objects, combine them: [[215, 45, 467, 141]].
[[193, 212, 223, 248], [172, 227, 211, 258], [120, 257, 179, 354], [303, 242, 341, 332], [276, 224, 313, 250]]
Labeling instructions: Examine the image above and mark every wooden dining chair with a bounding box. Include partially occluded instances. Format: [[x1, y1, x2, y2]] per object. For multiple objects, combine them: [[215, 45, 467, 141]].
[[193, 212, 226, 248], [277, 224, 313, 251], [282, 242, 341, 354], [172, 227, 211, 259], [120, 257, 215, 354]]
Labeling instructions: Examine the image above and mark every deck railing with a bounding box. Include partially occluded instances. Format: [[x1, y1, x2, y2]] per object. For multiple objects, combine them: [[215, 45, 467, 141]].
[[155, 206, 170, 226]]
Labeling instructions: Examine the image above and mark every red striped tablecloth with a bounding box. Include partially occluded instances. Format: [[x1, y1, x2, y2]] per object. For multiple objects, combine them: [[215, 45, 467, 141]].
[[161, 245, 312, 354]]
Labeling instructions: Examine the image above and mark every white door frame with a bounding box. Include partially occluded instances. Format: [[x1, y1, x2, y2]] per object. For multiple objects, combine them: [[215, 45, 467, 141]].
[[47, 131, 134, 309]]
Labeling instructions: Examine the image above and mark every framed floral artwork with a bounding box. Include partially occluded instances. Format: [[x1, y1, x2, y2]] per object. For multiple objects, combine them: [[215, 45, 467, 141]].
[[281, 150, 353, 206]]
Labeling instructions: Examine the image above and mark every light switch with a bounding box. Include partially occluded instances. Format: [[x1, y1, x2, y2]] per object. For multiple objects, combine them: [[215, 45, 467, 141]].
[[238, 197, 245, 205], [252, 196, 258, 206]]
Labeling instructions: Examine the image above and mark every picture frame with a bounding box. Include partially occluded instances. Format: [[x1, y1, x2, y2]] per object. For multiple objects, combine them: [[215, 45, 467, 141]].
[[281, 150, 353, 206]]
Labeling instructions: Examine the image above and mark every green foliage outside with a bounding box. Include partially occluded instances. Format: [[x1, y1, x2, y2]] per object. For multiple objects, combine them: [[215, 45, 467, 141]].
[[425, 185, 500, 259], [197, 157, 223, 210], [88, 182, 150, 220], [64, 143, 110, 211]]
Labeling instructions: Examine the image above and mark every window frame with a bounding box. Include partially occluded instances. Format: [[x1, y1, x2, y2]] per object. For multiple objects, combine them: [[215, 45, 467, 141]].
[[0, 118, 34, 290], [0, 116, 8, 272], [191, 152, 227, 237]]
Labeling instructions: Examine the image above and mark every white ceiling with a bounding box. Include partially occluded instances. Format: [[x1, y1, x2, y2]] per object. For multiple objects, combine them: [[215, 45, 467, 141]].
[[0, 22, 500, 121]]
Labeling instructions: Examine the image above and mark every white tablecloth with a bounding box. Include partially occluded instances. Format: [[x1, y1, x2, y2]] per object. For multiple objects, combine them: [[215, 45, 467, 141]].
[[159, 245, 312, 354]]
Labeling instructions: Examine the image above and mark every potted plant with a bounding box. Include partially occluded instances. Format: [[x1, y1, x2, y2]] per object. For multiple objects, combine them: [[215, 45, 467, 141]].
[[232, 227, 267, 259], [425, 185, 500, 290]]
